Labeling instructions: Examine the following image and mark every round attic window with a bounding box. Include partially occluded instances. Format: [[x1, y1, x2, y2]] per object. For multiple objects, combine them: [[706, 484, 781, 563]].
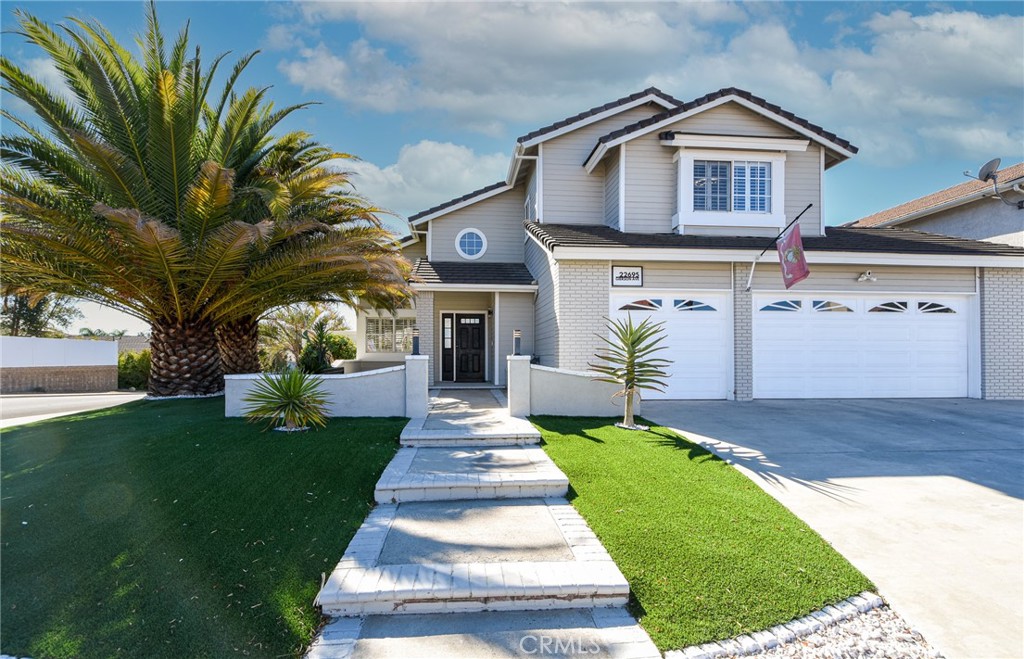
[[455, 228, 487, 260]]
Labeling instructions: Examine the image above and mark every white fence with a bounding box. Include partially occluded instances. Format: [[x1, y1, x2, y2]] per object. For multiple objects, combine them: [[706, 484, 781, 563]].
[[507, 356, 626, 417], [225, 356, 428, 418], [0, 336, 117, 367]]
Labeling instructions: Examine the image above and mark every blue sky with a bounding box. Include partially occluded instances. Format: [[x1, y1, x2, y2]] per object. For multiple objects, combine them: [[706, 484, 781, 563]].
[[3, 1, 1022, 333]]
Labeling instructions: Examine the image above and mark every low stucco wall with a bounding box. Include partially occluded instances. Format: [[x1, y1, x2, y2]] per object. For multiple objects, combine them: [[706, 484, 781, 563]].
[[1, 336, 118, 393], [529, 365, 627, 417], [225, 366, 406, 418]]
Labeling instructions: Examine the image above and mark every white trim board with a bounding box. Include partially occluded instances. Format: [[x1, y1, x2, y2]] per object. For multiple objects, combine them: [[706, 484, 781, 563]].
[[584, 94, 856, 173], [410, 184, 515, 226], [412, 283, 538, 293], [547, 246, 1024, 268]]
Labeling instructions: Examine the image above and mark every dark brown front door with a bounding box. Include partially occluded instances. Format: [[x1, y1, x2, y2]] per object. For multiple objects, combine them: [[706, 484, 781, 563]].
[[455, 314, 485, 381]]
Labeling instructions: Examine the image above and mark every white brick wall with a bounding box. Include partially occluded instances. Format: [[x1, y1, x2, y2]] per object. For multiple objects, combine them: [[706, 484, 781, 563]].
[[556, 260, 610, 371], [980, 267, 1024, 400], [415, 292, 435, 385], [733, 263, 753, 401]]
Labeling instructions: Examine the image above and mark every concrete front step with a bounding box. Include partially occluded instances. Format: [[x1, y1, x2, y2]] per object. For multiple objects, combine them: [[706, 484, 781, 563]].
[[375, 447, 569, 503], [308, 607, 660, 659], [399, 416, 542, 447], [316, 499, 628, 616], [316, 560, 629, 616]]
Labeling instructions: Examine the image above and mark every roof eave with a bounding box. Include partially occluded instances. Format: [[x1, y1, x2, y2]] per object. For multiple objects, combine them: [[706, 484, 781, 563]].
[[584, 93, 857, 173]]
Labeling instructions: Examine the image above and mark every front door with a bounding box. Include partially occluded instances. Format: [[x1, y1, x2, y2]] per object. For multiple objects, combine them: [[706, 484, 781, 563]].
[[455, 314, 485, 381]]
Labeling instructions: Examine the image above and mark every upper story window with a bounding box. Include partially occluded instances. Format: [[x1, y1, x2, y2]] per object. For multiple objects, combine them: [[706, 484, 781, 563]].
[[693, 160, 771, 213], [675, 150, 787, 231], [455, 228, 487, 260]]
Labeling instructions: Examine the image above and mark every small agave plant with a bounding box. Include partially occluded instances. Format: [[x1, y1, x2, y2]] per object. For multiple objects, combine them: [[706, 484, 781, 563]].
[[589, 314, 672, 431], [243, 369, 329, 432]]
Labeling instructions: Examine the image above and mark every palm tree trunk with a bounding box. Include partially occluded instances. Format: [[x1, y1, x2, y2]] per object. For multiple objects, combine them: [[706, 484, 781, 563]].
[[148, 317, 223, 396], [216, 316, 261, 374], [623, 390, 635, 427]]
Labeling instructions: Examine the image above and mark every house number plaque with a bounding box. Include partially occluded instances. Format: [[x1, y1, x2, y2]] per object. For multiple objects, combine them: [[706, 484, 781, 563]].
[[611, 266, 643, 287]]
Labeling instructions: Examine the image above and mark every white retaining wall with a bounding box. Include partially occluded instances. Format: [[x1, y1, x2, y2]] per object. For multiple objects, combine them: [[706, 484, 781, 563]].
[[1, 336, 117, 367], [225, 356, 428, 418], [507, 356, 628, 417]]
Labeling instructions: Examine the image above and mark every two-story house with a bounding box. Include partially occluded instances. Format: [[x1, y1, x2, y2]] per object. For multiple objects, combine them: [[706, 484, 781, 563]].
[[347, 87, 1023, 400]]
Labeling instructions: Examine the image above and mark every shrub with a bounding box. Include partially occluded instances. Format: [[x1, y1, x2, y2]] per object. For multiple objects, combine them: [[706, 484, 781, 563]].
[[325, 334, 356, 360], [118, 350, 151, 390], [242, 369, 329, 431]]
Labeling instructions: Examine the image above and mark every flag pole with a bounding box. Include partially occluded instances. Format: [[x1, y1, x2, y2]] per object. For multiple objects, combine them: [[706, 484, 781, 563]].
[[744, 203, 813, 291]]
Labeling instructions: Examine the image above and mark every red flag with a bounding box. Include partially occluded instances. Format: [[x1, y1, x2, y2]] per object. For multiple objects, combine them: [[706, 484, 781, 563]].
[[776, 222, 810, 289]]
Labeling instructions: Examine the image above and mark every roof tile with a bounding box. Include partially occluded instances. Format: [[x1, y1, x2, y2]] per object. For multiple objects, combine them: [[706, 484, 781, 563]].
[[412, 260, 537, 286], [515, 87, 681, 144], [850, 162, 1024, 228]]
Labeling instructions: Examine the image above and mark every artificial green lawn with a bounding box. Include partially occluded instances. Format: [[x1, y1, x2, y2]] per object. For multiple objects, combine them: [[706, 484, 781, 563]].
[[534, 416, 873, 651], [1, 398, 405, 658]]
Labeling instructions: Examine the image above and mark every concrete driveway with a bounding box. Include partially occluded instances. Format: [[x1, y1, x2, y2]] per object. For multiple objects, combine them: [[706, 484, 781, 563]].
[[643, 398, 1023, 659], [0, 392, 146, 429]]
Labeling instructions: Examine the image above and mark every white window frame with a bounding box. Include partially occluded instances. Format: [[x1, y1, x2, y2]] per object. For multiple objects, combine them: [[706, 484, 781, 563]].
[[366, 317, 416, 354], [455, 227, 488, 260], [674, 149, 787, 231]]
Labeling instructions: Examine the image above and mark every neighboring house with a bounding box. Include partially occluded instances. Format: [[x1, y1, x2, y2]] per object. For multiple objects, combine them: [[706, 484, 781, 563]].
[[348, 87, 1023, 400], [117, 335, 151, 354], [849, 162, 1024, 247]]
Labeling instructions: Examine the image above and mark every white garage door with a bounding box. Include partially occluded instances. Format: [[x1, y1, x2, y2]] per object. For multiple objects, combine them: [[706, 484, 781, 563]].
[[753, 294, 970, 398], [611, 292, 731, 399]]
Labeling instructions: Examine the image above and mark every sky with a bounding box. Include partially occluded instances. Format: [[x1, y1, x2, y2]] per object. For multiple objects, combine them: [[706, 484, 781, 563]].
[[2, 0, 1022, 334]]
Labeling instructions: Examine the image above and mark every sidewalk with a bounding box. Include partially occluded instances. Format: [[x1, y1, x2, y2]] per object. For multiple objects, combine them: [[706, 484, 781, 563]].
[[307, 389, 659, 658]]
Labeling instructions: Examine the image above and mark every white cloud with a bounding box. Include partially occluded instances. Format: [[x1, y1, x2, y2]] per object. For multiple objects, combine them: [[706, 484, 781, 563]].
[[272, 5, 1022, 166], [343, 140, 508, 221]]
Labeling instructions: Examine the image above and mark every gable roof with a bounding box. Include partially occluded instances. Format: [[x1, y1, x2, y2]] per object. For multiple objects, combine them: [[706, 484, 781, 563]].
[[525, 221, 1024, 260], [515, 87, 681, 146], [407, 180, 510, 225], [583, 87, 858, 172], [850, 162, 1024, 228], [411, 259, 537, 288]]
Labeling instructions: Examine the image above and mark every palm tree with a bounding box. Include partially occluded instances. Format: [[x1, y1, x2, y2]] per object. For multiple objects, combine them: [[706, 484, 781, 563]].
[[259, 302, 349, 367], [589, 315, 672, 429], [0, 4, 410, 395]]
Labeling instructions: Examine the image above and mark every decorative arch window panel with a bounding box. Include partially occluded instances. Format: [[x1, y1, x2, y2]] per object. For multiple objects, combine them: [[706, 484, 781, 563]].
[[919, 301, 956, 314], [869, 301, 908, 313], [813, 300, 852, 313], [674, 299, 716, 312], [760, 300, 802, 312], [618, 299, 663, 311]]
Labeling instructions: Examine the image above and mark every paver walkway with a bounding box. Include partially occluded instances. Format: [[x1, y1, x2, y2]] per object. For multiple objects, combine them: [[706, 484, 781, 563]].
[[308, 389, 659, 658]]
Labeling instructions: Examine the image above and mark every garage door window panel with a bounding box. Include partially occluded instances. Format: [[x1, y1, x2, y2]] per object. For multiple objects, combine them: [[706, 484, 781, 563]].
[[674, 299, 716, 312], [869, 301, 908, 313], [618, 299, 663, 311], [919, 301, 956, 314], [813, 300, 852, 313], [760, 300, 802, 312]]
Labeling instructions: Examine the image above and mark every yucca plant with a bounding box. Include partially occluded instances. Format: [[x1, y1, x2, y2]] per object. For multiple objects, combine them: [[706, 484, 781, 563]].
[[242, 369, 328, 432], [589, 314, 673, 430]]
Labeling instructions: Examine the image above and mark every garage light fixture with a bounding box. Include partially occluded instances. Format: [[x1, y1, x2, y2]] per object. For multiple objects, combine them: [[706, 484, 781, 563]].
[[857, 271, 877, 283]]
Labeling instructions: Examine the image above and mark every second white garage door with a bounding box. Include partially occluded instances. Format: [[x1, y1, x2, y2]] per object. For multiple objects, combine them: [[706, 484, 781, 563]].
[[753, 294, 970, 398], [611, 292, 731, 400]]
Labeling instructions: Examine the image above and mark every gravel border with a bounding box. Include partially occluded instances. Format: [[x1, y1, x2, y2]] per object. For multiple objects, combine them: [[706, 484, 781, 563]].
[[144, 391, 224, 401], [665, 592, 941, 659]]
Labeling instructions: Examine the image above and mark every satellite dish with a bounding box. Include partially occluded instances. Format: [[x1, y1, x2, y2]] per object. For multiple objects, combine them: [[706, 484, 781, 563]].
[[977, 157, 1001, 182]]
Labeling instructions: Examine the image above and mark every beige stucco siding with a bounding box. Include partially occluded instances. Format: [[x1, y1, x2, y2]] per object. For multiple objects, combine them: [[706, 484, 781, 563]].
[[429, 187, 526, 262], [619, 105, 823, 236], [402, 240, 426, 261], [610, 261, 731, 290], [604, 146, 620, 229], [623, 135, 675, 234], [901, 194, 1024, 248], [542, 105, 663, 225], [495, 292, 535, 385], [751, 264, 976, 292], [785, 146, 823, 236], [675, 102, 794, 137], [525, 237, 558, 365]]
